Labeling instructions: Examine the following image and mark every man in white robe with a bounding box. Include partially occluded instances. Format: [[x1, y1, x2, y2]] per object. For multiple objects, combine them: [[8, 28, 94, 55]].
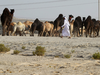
[[61, 16, 71, 38]]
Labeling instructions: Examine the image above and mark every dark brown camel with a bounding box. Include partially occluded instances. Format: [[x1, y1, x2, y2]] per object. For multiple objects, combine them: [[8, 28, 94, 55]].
[[92, 19, 100, 37], [30, 18, 45, 36], [84, 16, 94, 37], [73, 16, 82, 37], [53, 14, 64, 36], [1, 8, 14, 36]]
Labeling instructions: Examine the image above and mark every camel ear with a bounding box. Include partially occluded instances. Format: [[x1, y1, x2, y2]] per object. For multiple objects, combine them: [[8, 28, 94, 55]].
[[10, 9, 15, 13]]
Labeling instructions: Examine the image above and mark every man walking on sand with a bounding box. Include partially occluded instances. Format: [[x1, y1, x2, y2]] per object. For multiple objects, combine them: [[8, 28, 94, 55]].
[[60, 16, 71, 38]]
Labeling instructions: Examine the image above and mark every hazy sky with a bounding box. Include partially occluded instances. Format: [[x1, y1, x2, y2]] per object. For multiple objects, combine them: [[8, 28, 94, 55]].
[[0, 0, 98, 21]]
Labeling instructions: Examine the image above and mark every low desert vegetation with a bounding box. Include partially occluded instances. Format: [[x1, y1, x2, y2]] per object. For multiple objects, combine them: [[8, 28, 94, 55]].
[[33, 46, 46, 56], [64, 54, 71, 58], [0, 44, 10, 53], [54, 55, 59, 58], [92, 52, 100, 59], [13, 50, 20, 54], [22, 46, 26, 49], [71, 50, 75, 53]]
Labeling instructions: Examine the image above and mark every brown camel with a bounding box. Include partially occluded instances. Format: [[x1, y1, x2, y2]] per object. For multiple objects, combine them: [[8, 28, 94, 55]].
[[69, 20, 75, 37], [1, 8, 15, 36]]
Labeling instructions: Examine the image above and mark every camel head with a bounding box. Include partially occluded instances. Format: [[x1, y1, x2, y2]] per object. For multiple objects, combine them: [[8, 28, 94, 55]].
[[69, 15, 74, 20], [10, 9, 15, 14]]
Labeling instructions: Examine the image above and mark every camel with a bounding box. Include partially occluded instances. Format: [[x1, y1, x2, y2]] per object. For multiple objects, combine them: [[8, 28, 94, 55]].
[[69, 20, 75, 37], [30, 18, 45, 36], [12, 22, 26, 36], [54, 14, 64, 36], [1, 8, 14, 36], [68, 15, 74, 37], [23, 21, 33, 34], [43, 21, 54, 36]]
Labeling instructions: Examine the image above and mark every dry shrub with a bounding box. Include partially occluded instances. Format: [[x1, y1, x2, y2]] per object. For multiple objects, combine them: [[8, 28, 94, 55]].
[[33, 46, 46, 56], [64, 54, 71, 58], [22, 46, 26, 49], [93, 52, 100, 59], [0, 44, 10, 53], [13, 50, 20, 54]]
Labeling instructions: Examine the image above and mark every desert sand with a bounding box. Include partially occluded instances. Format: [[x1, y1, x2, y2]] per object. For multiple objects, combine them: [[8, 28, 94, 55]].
[[0, 34, 100, 75]]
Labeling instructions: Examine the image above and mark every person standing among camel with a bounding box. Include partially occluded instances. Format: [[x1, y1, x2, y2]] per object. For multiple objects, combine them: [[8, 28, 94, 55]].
[[60, 16, 71, 38]]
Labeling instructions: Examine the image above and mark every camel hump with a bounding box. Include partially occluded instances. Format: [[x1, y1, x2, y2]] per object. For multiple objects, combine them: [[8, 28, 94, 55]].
[[11, 22, 16, 25], [24, 21, 30, 24], [17, 22, 23, 25], [13, 22, 16, 25], [45, 21, 49, 23]]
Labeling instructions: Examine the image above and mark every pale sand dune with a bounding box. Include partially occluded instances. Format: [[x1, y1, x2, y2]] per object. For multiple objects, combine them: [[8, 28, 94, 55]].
[[0, 35, 100, 75]]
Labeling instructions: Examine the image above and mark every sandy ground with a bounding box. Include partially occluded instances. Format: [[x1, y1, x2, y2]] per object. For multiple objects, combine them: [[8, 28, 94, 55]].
[[0, 34, 100, 75]]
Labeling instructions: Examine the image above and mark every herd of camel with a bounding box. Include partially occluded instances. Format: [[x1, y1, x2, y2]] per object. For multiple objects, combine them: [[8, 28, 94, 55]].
[[0, 8, 100, 37]]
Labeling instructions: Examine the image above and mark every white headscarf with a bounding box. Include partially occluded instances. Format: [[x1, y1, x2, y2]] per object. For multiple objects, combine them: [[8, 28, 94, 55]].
[[64, 16, 70, 26]]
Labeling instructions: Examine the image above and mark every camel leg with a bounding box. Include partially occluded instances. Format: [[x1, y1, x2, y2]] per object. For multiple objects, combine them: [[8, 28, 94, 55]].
[[21, 30, 26, 36], [30, 30, 34, 36], [78, 28, 80, 37], [89, 27, 92, 37], [97, 28, 99, 36], [85, 29, 87, 37], [6, 26, 10, 36], [2, 25, 6, 36], [55, 27, 57, 37], [73, 27, 76, 37], [81, 28, 83, 37], [49, 30, 52, 36], [19, 31, 22, 36], [38, 31, 40, 36], [77, 29, 79, 37], [24, 31, 26, 36], [45, 32, 48, 36], [70, 28, 72, 37], [32, 30, 34, 36], [52, 29, 54, 36], [12, 31, 15, 36], [31, 27, 36, 36], [41, 31, 44, 36], [86, 28, 89, 37], [11, 31, 13, 36], [93, 28, 96, 37]]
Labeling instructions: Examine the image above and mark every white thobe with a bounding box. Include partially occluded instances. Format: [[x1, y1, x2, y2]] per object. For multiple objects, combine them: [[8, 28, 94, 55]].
[[61, 17, 70, 37]]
